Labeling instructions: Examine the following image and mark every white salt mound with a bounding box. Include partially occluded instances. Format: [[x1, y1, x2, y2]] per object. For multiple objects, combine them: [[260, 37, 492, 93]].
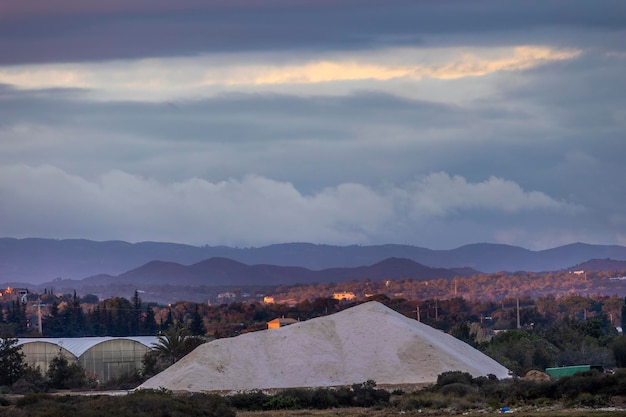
[[140, 301, 509, 392]]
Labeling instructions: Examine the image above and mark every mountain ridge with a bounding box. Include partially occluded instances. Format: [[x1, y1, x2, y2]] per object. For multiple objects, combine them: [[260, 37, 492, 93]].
[[44, 256, 466, 288], [2, 237, 626, 284]]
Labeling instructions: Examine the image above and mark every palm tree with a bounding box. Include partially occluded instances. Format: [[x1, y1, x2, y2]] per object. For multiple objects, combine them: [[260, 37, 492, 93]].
[[152, 324, 205, 365]]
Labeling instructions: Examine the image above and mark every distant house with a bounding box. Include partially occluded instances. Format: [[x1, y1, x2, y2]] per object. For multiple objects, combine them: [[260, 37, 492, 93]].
[[0, 287, 28, 303], [217, 292, 236, 301], [267, 317, 298, 330], [263, 296, 275, 304], [333, 292, 356, 301]]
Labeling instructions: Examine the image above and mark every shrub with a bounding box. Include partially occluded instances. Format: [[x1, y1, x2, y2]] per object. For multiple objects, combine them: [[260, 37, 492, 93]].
[[395, 391, 446, 411], [276, 387, 312, 407], [263, 395, 300, 410], [440, 382, 478, 397], [334, 386, 355, 406], [47, 355, 86, 389], [351, 380, 390, 407], [227, 391, 268, 410], [436, 371, 473, 387], [576, 392, 608, 407], [15, 393, 49, 407], [98, 370, 143, 390], [311, 387, 339, 409], [12, 390, 236, 417]]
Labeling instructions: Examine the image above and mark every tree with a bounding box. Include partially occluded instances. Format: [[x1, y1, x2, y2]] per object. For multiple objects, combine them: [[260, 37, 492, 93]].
[[58, 291, 87, 337], [190, 304, 207, 336], [153, 324, 204, 366], [621, 296, 626, 331], [143, 305, 158, 335], [47, 353, 86, 389], [612, 336, 626, 367], [43, 300, 62, 336], [102, 297, 135, 336], [163, 307, 174, 330], [0, 336, 26, 386], [131, 290, 142, 335]]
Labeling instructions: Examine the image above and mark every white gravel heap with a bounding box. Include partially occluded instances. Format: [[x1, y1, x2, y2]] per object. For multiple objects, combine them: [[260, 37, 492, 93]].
[[140, 301, 509, 392]]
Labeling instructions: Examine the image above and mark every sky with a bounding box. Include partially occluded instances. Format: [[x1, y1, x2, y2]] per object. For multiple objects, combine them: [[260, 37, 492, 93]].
[[1, 0, 625, 250]]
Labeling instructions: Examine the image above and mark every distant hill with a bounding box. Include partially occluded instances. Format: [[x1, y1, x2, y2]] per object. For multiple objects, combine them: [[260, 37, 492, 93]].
[[44, 257, 470, 288], [569, 258, 626, 273], [2, 237, 626, 284]]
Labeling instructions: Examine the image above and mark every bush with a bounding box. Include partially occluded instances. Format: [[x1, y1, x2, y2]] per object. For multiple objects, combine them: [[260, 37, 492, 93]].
[[227, 391, 268, 410], [440, 382, 478, 397], [436, 371, 473, 387], [98, 370, 143, 390], [47, 355, 86, 389], [351, 380, 390, 407], [15, 393, 50, 407], [262, 395, 300, 410], [395, 391, 446, 411], [227, 382, 391, 411], [311, 387, 340, 408], [13, 390, 235, 417], [575, 392, 608, 407], [276, 387, 312, 407]]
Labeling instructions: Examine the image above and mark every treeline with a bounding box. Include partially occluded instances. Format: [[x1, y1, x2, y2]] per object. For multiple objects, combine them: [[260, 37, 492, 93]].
[[268, 269, 626, 304], [1, 291, 162, 337], [42, 291, 161, 337], [0, 291, 340, 338], [3, 290, 626, 341]]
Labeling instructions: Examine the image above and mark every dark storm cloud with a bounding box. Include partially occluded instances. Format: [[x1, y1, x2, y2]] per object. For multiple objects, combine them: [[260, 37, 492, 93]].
[[1, 0, 624, 65]]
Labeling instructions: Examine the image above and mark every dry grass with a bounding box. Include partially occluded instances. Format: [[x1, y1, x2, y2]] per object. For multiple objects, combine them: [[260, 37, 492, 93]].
[[237, 409, 398, 417], [237, 409, 626, 417]]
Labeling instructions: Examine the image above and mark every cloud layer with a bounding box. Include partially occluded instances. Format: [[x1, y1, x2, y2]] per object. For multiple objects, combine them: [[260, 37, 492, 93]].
[[0, 165, 579, 248]]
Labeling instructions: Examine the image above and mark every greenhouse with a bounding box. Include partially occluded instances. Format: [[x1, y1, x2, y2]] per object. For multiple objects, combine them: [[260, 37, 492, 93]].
[[17, 336, 159, 382]]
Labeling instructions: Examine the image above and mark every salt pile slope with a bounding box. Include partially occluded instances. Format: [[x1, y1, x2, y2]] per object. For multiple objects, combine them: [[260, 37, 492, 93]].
[[140, 301, 509, 392]]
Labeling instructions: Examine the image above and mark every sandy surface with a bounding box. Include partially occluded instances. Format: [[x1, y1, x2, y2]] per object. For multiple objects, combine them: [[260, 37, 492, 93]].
[[140, 301, 509, 392]]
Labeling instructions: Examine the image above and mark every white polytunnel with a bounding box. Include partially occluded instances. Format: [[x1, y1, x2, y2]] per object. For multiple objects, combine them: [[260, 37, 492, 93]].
[[17, 336, 159, 382]]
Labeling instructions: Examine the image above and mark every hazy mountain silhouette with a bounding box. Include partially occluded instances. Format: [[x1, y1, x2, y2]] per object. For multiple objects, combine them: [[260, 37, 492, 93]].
[[569, 258, 626, 273], [2, 238, 626, 284], [57, 257, 467, 287]]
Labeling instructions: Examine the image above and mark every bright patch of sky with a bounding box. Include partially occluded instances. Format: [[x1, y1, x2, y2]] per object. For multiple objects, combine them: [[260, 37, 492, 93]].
[[0, 46, 580, 103]]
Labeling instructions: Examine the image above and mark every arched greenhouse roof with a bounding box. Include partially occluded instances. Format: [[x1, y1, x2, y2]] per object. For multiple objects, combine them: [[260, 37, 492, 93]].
[[17, 336, 160, 357]]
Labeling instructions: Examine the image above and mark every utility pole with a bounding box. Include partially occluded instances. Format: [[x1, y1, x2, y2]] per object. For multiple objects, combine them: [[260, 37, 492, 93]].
[[516, 297, 521, 329], [38, 296, 42, 334], [413, 306, 421, 322]]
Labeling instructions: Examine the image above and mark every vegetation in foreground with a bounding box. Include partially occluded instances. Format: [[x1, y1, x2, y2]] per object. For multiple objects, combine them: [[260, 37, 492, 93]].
[[3, 371, 626, 417], [0, 389, 234, 417]]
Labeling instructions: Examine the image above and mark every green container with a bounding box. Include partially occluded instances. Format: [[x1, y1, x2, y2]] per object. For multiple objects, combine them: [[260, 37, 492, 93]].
[[544, 365, 603, 378]]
